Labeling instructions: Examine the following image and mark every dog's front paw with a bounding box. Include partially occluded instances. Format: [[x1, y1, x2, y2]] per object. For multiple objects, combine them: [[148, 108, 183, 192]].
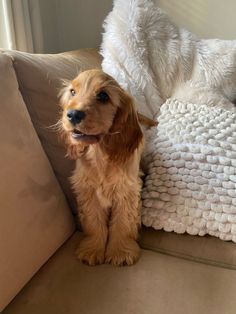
[[105, 240, 140, 266], [75, 237, 105, 266]]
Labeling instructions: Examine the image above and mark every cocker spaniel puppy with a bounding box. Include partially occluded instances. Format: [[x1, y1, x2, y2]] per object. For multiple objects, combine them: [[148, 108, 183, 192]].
[[60, 69, 154, 266]]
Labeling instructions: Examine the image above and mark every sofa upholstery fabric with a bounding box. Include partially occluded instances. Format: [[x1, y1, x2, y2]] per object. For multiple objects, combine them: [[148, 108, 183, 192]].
[[3, 233, 236, 314], [1, 49, 102, 212], [0, 53, 75, 311], [140, 228, 236, 270]]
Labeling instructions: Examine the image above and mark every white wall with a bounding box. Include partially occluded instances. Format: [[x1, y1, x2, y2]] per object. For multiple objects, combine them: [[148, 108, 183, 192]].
[[38, 0, 61, 53], [157, 0, 236, 40], [39, 0, 112, 53], [38, 0, 236, 54]]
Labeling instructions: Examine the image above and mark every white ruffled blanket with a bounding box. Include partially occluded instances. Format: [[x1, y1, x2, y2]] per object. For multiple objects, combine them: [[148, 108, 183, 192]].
[[101, 0, 236, 116], [101, 0, 236, 241]]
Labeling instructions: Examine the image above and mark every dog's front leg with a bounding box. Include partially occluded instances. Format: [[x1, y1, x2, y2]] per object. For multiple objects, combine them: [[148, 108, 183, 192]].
[[105, 187, 141, 266], [76, 191, 109, 266]]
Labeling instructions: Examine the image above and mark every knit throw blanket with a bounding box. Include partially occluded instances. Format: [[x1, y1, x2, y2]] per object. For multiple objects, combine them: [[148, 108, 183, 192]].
[[101, 0, 236, 241], [142, 100, 236, 241]]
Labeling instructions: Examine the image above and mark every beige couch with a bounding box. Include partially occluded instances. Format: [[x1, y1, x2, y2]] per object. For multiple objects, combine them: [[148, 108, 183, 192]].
[[1, 49, 236, 314]]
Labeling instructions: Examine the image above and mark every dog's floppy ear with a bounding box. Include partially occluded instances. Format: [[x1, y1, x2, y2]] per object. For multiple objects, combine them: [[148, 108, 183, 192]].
[[101, 90, 143, 163]]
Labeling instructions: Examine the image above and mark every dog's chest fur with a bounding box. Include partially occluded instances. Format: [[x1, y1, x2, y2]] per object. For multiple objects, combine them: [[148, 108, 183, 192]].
[[71, 145, 141, 208]]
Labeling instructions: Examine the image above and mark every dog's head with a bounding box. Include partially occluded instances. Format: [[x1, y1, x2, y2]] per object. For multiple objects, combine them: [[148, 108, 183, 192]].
[[60, 69, 143, 162]]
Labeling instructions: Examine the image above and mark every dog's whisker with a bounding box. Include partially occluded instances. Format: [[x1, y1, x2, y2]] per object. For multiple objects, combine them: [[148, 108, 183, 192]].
[[61, 78, 70, 87], [45, 120, 63, 132], [107, 131, 121, 135]]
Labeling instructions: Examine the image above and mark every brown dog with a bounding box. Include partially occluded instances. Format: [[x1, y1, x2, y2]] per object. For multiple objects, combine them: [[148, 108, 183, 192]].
[[59, 69, 155, 266]]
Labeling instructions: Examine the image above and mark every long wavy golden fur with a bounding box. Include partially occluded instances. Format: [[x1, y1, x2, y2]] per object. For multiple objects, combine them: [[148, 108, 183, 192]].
[[59, 69, 154, 266]]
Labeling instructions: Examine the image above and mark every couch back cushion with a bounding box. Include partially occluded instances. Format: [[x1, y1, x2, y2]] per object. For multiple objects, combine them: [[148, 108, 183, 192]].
[[0, 53, 75, 311], [1, 49, 102, 212]]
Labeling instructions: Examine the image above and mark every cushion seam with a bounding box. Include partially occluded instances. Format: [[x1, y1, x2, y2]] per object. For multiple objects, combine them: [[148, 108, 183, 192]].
[[140, 243, 236, 270]]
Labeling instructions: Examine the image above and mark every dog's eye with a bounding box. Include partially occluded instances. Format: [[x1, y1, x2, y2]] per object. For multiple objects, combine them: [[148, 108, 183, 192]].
[[70, 89, 76, 96], [97, 91, 109, 103]]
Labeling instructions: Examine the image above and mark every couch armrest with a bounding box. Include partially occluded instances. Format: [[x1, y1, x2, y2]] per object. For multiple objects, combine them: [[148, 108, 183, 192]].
[[1, 48, 102, 213], [0, 52, 75, 311]]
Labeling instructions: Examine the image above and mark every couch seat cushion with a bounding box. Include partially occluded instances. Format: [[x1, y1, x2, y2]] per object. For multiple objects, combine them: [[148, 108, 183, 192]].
[[3, 233, 236, 314]]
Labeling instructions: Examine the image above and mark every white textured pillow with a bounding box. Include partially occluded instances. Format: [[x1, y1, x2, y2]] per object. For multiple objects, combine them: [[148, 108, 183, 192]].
[[142, 99, 236, 242]]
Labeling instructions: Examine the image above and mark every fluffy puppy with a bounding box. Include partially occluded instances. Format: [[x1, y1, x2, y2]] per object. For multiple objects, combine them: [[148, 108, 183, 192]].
[[60, 69, 151, 266]]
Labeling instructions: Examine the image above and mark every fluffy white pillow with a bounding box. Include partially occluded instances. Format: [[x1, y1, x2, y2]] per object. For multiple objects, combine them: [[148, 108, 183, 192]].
[[142, 99, 236, 242]]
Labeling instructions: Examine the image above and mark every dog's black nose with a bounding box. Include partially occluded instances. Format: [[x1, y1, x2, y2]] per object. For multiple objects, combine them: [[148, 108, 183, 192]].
[[67, 110, 86, 125]]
